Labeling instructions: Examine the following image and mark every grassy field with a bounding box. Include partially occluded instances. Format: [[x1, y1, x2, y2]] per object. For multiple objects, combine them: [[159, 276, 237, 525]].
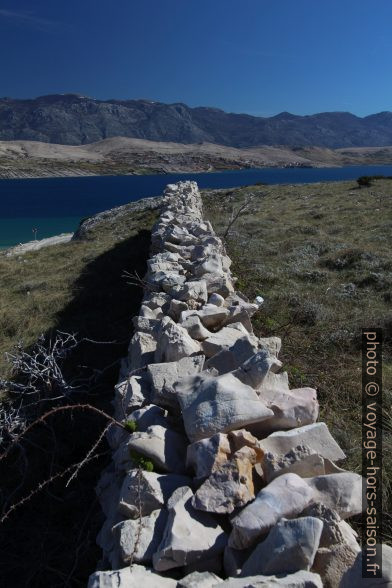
[[202, 178, 392, 543]]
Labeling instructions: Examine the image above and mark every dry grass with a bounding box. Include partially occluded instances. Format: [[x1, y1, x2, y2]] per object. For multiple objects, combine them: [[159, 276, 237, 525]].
[[203, 178, 392, 542], [0, 204, 158, 586]]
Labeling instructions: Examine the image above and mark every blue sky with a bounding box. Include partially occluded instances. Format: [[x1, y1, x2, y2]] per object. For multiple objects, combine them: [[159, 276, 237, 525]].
[[0, 0, 391, 116]]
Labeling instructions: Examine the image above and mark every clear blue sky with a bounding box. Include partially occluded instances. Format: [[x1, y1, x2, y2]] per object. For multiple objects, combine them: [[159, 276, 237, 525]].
[[0, 0, 391, 117]]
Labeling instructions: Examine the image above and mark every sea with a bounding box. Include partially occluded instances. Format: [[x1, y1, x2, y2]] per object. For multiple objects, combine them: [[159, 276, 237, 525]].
[[1, 165, 392, 249]]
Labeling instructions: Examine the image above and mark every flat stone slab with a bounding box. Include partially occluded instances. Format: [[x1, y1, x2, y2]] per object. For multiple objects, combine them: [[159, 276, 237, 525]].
[[112, 509, 168, 565], [259, 422, 346, 462], [175, 372, 274, 442], [118, 470, 190, 518], [306, 472, 365, 519], [240, 517, 323, 577], [126, 425, 188, 474], [153, 486, 227, 572], [229, 473, 315, 549]]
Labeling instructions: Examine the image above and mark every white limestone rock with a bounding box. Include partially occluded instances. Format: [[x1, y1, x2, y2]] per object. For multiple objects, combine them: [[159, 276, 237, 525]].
[[181, 314, 212, 341], [128, 331, 157, 370], [152, 486, 227, 572], [240, 517, 323, 577], [208, 292, 225, 307], [168, 298, 189, 321], [113, 375, 149, 420], [155, 317, 201, 362], [186, 433, 232, 480], [170, 280, 208, 303], [229, 473, 315, 549], [232, 349, 282, 389], [175, 371, 274, 443], [118, 470, 190, 518], [260, 444, 327, 483], [201, 323, 257, 358], [111, 509, 168, 565], [127, 404, 169, 432], [147, 355, 205, 410], [250, 387, 319, 435], [205, 336, 259, 374], [306, 472, 365, 519], [88, 564, 177, 588], [259, 423, 346, 462], [126, 425, 188, 474]]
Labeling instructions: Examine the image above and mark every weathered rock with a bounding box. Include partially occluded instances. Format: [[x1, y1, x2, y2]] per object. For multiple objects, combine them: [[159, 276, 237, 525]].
[[187, 433, 232, 479], [306, 472, 365, 518], [203, 273, 235, 296], [340, 544, 392, 587], [177, 571, 223, 587], [261, 444, 327, 482], [312, 544, 359, 588], [187, 429, 263, 481], [128, 332, 157, 370], [258, 336, 282, 360], [215, 570, 323, 587], [143, 291, 171, 312], [192, 455, 255, 513], [202, 324, 255, 357], [112, 509, 168, 565], [127, 404, 169, 432], [118, 470, 190, 518], [152, 486, 227, 571], [126, 425, 188, 474], [155, 317, 201, 362], [302, 503, 360, 552], [232, 349, 282, 389], [208, 292, 225, 307], [147, 355, 205, 410], [88, 564, 177, 587], [175, 372, 274, 443], [205, 337, 258, 374], [240, 517, 323, 576], [167, 299, 188, 322], [181, 314, 212, 341], [170, 280, 208, 303], [132, 316, 161, 334], [252, 387, 319, 434], [229, 473, 314, 549], [258, 422, 346, 462], [113, 375, 149, 420]]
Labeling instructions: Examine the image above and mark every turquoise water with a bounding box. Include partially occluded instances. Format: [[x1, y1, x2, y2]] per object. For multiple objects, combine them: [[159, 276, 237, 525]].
[[0, 216, 81, 248], [1, 165, 392, 248]]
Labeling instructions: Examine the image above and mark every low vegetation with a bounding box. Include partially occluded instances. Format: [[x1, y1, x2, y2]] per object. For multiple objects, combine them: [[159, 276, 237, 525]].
[[203, 178, 392, 544], [0, 204, 158, 586]]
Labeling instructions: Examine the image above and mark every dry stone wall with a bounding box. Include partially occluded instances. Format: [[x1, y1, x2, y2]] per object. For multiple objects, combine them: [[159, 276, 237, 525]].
[[88, 181, 389, 588]]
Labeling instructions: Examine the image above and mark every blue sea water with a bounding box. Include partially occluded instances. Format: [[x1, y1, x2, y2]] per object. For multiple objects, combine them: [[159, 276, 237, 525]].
[[1, 165, 392, 248]]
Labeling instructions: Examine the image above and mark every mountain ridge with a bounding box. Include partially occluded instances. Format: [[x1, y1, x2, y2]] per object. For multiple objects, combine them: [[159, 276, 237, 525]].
[[1, 94, 392, 148]]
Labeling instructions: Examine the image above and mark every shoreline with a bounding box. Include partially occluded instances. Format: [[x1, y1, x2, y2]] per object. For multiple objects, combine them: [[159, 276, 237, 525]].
[[2, 162, 392, 182]]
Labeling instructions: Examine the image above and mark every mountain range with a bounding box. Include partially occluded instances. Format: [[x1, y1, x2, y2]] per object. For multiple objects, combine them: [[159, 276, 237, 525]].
[[1, 94, 392, 148]]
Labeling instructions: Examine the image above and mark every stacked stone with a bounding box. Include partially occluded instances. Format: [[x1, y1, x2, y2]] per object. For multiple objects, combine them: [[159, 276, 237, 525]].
[[89, 181, 388, 588]]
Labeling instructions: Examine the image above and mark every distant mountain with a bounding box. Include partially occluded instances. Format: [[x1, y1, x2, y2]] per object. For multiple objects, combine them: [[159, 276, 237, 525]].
[[1, 94, 392, 148]]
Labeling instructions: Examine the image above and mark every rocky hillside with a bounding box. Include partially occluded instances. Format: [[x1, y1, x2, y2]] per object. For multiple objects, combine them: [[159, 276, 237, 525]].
[[2, 94, 392, 148]]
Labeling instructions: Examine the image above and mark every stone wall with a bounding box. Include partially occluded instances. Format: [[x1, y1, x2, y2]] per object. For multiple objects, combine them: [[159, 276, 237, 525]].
[[88, 181, 388, 587]]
